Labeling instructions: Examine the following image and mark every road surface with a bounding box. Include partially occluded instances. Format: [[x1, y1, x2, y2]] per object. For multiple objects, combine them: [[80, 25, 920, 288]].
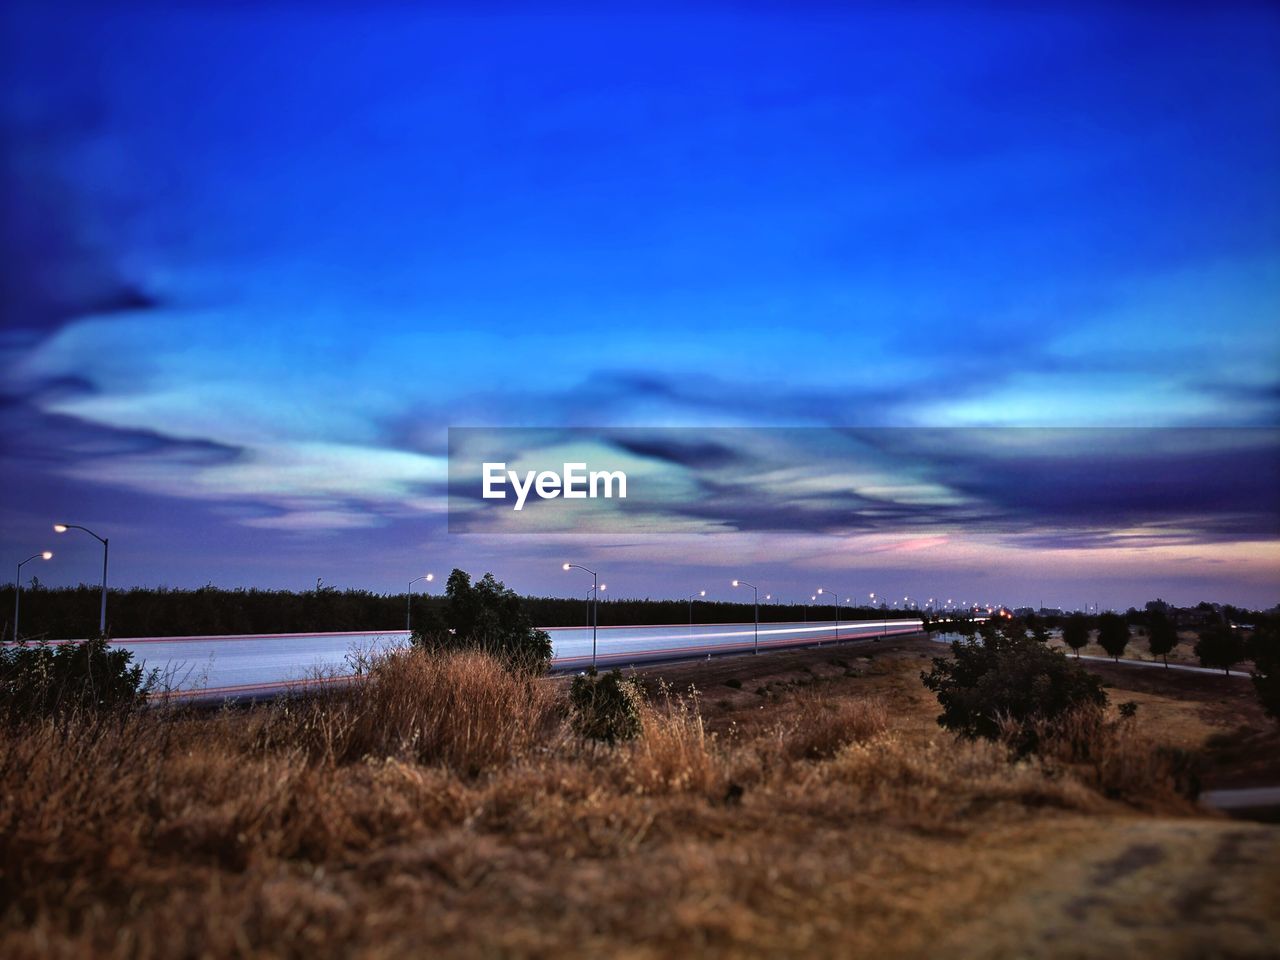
[[95, 619, 923, 701]]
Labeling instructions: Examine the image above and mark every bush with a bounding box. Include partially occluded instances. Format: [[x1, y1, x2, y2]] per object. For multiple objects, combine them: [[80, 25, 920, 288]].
[[0, 638, 154, 721], [921, 627, 1107, 755], [569, 668, 643, 743], [414, 569, 552, 672]]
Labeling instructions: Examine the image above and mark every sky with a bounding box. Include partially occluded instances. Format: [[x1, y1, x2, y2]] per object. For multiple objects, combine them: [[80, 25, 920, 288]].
[[2, 1, 1279, 612]]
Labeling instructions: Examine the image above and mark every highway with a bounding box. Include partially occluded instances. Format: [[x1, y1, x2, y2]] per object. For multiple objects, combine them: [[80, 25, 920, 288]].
[[100, 619, 924, 701]]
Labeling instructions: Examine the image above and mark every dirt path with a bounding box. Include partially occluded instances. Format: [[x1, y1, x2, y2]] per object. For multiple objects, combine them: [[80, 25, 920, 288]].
[[932, 818, 1280, 959]]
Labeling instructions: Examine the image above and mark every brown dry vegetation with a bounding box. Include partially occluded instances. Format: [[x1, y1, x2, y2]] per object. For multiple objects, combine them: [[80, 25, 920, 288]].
[[2, 641, 1278, 958]]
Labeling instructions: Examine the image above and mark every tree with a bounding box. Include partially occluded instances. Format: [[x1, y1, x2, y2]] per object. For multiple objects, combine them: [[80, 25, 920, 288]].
[[1147, 614, 1179, 668], [1025, 612, 1049, 644], [1, 637, 155, 721], [920, 624, 1107, 754], [415, 569, 552, 672], [1194, 624, 1245, 676], [1246, 624, 1280, 723], [1062, 613, 1090, 658], [1096, 612, 1130, 662]]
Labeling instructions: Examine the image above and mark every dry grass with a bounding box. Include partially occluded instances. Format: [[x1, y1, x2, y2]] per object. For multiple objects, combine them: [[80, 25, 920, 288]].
[[261, 648, 560, 773], [0, 644, 1272, 958]]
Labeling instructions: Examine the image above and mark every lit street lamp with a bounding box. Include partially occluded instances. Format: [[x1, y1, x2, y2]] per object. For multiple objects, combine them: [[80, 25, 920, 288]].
[[13, 551, 53, 642], [563, 562, 599, 669], [687, 589, 705, 636], [731, 579, 760, 655], [407, 573, 435, 632], [585, 584, 607, 625], [816, 587, 841, 641], [54, 523, 108, 635]]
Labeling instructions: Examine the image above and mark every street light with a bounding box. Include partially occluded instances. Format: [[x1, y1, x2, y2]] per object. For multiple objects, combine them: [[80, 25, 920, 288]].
[[687, 589, 706, 636], [563, 562, 599, 669], [407, 573, 435, 632], [732, 579, 760, 655], [13, 551, 53, 642], [586, 583, 606, 625], [816, 587, 840, 641], [869, 591, 885, 637], [54, 523, 108, 635]]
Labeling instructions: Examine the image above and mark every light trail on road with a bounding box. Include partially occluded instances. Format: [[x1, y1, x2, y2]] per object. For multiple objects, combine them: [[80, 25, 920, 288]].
[[88, 619, 924, 701]]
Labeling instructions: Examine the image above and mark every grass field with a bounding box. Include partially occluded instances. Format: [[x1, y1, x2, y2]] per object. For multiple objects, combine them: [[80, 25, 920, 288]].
[[2, 637, 1278, 958]]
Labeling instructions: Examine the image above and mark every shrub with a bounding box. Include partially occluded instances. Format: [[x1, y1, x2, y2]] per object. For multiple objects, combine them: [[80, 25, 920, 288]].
[[921, 628, 1107, 754], [569, 668, 643, 743], [0, 638, 155, 721], [414, 569, 552, 672]]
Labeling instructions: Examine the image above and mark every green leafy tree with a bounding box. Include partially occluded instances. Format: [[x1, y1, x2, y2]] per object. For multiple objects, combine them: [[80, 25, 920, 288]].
[[920, 625, 1107, 754], [1246, 623, 1279, 723], [0, 637, 155, 721], [415, 569, 552, 671], [1062, 613, 1090, 658], [1096, 612, 1130, 662], [1195, 623, 1245, 676], [1147, 614, 1179, 668]]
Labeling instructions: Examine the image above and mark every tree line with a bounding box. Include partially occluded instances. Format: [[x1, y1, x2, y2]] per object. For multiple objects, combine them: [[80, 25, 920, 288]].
[[1, 581, 919, 642], [927, 607, 1279, 722]]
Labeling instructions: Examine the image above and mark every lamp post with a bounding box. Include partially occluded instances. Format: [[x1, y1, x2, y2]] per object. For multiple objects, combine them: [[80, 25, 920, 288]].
[[13, 551, 53, 642], [732, 579, 760, 655], [563, 562, 598, 669], [586, 584, 607, 625], [54, 523, 108, 635], [816, 587, 840, 641], [687, 589, 705, 636], [407, 573, 435, 632]]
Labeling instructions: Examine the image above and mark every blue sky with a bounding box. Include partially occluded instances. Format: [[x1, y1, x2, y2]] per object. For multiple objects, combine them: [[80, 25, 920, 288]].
[[3, 2, 1278, 610]]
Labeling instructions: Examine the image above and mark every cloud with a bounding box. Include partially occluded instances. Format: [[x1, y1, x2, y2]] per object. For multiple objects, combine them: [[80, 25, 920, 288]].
[[446, 426, 1280, 549]]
